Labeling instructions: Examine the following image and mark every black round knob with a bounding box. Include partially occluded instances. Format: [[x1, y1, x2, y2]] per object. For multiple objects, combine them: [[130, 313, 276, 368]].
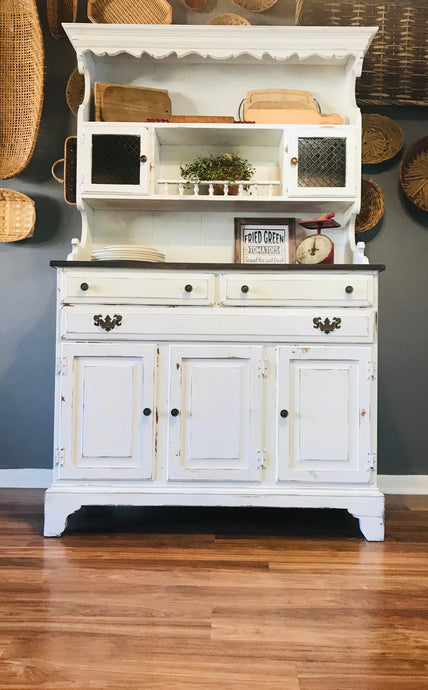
[[241, 284, 249, 294], [345, 285, 354, 294], [80, 282, 89, 291], [280, 409, 289, 418], [184, 284, 193, 293], [171, 408, 179, 417], [140, 154, 148, 163], [143, 408, 152, 416]]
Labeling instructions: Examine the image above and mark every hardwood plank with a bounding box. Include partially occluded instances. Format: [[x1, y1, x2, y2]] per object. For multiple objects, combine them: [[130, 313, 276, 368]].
[[0, 490, 427, 689]]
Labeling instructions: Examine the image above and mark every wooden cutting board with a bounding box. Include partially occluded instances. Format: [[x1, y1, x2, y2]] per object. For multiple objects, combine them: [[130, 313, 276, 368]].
[[98, 84, 171, 122]]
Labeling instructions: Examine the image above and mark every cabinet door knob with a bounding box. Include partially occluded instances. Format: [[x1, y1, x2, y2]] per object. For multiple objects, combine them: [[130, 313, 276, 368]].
[[80, 282, 89, 291], [290, 157, 298, 166], [241, 284, 249, 294], [345, 285, 354, 294], [140, 154, 148, 163], [171, 408, 180, 417], [143, 408, 152, 416], [184, 284, 193, 293], [280, 409, 289, 418]]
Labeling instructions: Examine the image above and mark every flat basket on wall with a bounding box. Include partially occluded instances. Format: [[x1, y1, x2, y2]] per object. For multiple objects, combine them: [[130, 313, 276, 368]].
[[87, 0, 172, 24], [47, 0, 78, 39], [355, 178, 385, 234], [0, 0, 44, 180], [296, 0, 428, 106], [362, 114, 404, 164], [400, 136, 428, 212], [0, 189, 36, 242], [66, 68, 85, 116]]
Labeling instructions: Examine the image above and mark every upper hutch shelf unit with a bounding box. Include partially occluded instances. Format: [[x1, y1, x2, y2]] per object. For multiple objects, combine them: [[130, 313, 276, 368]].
[[63, 24, 377, 263]]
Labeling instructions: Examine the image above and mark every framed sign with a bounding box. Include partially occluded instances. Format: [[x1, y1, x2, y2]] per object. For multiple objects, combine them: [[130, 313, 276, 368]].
[[234, 217, 296, 264]]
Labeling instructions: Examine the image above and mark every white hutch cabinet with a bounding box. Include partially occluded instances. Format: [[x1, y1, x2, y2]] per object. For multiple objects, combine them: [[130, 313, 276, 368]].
[[44, 25, 385, 540]]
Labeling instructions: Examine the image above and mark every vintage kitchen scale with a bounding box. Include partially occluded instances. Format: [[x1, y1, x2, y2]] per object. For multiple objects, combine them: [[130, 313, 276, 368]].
[[296, 213, 340, 264]]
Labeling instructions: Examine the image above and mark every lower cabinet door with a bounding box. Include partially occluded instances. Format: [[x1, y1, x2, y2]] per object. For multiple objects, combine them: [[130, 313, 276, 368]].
[[58, 343, 155, 480], [168, 345, 264, 481], [277, 346, 374, 483]]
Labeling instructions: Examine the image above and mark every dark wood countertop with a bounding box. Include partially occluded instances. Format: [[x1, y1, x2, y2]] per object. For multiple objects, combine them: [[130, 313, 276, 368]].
[[50, 261, 385, 271]]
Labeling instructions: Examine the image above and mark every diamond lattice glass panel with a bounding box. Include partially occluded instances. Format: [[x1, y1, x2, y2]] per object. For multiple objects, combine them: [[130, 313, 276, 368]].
[[298, 137, 346, 188], [91, 135, 140, 185]]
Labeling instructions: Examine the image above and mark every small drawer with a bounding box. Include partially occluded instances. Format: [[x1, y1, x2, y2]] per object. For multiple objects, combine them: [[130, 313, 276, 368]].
[[60, 269, 216, 305], [61, 306, 375, 343], [220, 273, 375, 307]]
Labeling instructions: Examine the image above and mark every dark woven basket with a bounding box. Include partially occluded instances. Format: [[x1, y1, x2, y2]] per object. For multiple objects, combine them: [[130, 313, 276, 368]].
[[355, 177, 385, 234], [400, 136, 428, 212], [47, 0, 78, 39], [296, 0, 428, 106], [51, 136, 77, 205], [66, 68, 85, 116]]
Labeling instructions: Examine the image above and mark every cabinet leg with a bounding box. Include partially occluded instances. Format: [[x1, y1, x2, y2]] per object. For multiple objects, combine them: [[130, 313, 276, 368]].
[[44, 491, 83, 537], [350, 513, 385, 541]]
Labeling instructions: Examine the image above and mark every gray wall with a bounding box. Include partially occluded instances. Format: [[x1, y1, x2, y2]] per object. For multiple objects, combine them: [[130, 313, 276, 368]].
[[0, 2, 427, 474]]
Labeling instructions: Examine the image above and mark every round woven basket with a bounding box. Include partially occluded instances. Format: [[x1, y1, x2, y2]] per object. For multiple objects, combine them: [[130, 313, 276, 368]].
[[0, 189, 36, 242], [181, 0, 208, 10], [208, 13, 251, 24], [232, 0, 278, 11], [400, 136, 428, 212], [355, 177, 385, 234], [66, 68, 85, 115], [88, 0, 172, 24], [47, 0, 78, 39], [361, 114, 404, 164], [0, 0, 44, 180]]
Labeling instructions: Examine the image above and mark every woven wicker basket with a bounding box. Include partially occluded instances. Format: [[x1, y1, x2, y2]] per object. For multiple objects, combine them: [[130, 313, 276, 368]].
[[296, 0, 428, 106], [88, 0, 172, 24], [232, 0, 278, 11], [362, 114, 404, 165], [66, 68, 85, 116], [355, 178, 385, 234], [0, 0, 44, 180], [181, 0, 208, 10], [47, 0, 78, 39], [0, 189, 36, 242], [207, 13, 251, 25], [51, 137, 77, 205], [400, 136, 428, 212]]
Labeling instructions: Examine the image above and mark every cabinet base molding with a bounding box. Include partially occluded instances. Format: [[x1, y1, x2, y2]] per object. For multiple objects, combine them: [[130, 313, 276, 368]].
[[44, 485, 384, 541]]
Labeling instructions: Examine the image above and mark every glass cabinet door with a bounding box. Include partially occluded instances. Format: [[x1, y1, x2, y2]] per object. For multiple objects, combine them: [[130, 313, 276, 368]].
[[287, 127, 356, 197], [81, 125, 151, 197]]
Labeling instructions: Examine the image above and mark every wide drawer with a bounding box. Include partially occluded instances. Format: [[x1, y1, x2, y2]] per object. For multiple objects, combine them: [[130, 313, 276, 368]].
[[60, 270, 216, 305], [220, 273, 375, 307], [61, 306, 376, 343]]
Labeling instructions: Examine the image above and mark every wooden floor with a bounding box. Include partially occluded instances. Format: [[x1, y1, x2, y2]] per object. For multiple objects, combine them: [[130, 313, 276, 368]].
[[0, 491, 427, 689]]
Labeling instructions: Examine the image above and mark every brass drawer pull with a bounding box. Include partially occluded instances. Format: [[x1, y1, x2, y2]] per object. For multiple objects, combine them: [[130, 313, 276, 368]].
[[93, 314, 122, 332], [313, 317, 342, 334]]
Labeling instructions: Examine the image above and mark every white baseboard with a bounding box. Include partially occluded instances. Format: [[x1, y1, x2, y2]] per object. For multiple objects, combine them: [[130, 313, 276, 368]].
[[0, 470, 427, 493], [0, 469, 52, 488], [377, 475, 428, 494]]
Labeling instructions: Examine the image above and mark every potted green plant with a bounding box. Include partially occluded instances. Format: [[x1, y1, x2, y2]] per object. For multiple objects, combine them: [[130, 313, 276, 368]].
[[180, 152, 255, 195]]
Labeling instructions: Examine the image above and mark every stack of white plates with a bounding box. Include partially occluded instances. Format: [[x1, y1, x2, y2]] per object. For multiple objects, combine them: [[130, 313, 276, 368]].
[[91, 245, 166, 262]]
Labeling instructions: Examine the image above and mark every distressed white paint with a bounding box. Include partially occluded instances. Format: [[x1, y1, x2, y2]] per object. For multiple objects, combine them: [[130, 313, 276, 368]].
[[58, 343, 155, 480], [168, 345, 263, 481], [278, 346, 372, 482]]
